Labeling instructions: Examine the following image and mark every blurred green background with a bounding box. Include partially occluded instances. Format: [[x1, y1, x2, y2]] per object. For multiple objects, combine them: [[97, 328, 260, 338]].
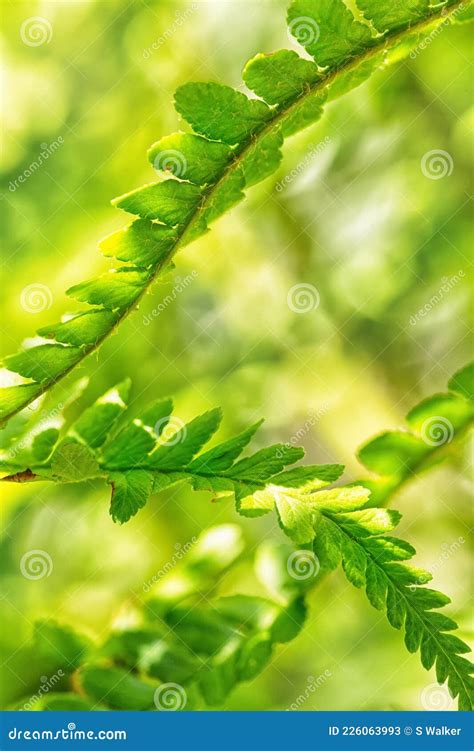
[[1, 0, 472, 711]]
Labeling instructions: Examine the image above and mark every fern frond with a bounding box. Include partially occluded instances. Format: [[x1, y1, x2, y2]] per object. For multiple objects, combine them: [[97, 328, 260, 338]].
[[1, 0, 469, 423], [5, 369, 472, 709], [0, 380, 345, 524], [313, 506, 473, 710], [12, 516, 472, 711], [357, 362, 474, 504]]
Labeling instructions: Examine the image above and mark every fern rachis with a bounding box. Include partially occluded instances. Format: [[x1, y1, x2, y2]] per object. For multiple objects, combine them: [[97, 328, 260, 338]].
[[2, 364, 472, 708], [1, 0, 469, 422]]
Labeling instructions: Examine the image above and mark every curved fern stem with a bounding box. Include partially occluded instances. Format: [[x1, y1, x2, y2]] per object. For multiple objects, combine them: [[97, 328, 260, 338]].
[[1, 0, 467, 424]]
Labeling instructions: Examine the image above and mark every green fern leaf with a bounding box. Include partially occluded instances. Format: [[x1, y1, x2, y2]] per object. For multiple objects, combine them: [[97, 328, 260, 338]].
[[0, 382, 346, 527], [357, 364, 474, 502], [1, 0, 468, 422], [312, 506, 473, 710]]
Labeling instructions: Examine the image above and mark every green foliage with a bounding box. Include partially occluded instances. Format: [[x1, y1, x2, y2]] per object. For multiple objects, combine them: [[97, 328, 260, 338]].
[[357, 363, 474, 504], [2, 0, 472, 716], [12, 526, 310, 710], [4, 367, 473, 710], [0, 381, 345, 525], [312, 506, 473, 711], [1, 0, 468, 422], [15, 517, 472, 711]]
